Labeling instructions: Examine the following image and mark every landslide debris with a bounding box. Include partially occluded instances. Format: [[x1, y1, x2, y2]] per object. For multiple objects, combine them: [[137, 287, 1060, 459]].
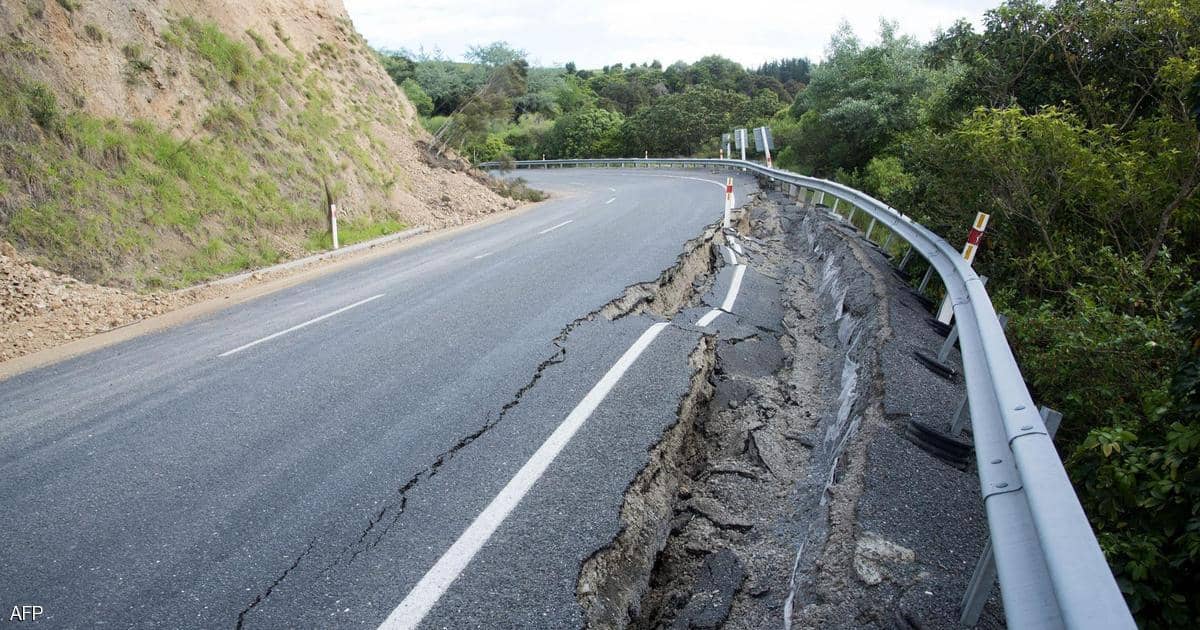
[[0, 241, 209, 361]]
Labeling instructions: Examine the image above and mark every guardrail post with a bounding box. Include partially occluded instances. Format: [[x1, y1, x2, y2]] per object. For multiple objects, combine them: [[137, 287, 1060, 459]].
[[865, 217, 877, 241], [898, 247, 914, 271], [918, 266, 934, 294], [960, 405, 1063, 627]]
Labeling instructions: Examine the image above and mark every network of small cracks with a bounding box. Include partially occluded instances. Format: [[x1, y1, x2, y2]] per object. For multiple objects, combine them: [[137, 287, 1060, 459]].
[[230, 220, 729, 627]]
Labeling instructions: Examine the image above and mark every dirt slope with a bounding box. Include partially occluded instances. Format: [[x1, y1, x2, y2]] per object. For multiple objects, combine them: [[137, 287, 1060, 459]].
[[0, 0, 511, 289]]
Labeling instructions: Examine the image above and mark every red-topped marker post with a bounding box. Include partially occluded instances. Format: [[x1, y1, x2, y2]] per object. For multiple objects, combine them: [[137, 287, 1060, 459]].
[[936, 211, 990, 323], [724, 177, 734, 229]]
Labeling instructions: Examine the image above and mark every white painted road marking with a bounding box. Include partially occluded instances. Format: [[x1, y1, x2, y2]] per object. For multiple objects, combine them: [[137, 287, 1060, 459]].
[[695, 307, 723, 327], [219, 294, 385, 357], [538, 220, 573, 235], [605, 197, 616, 205], [378, 322, 671, 630], [722, 264, 747, 312], [729, 237, 743, 255], [696, 257, 748, 327], [473, 252, 494, 260]]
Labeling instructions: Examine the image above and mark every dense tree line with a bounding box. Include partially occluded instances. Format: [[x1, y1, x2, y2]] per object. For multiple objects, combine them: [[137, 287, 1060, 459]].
[[376, 46, 802, 161]]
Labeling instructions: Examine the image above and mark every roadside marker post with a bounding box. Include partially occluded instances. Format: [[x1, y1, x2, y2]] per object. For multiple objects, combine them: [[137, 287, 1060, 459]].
[[330, 203, 340, 250], [753, 126, 775, 169], [724, 177, 734, 229], [936, 212, 990, 323]]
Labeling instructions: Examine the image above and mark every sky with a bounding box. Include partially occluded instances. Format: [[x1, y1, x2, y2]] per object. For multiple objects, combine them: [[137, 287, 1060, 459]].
[[343, 0, 998, 69]]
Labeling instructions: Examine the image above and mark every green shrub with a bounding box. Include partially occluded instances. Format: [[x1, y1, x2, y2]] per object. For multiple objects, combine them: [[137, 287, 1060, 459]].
[[401, 78, 434, 117], [23, 83, 59, 130]]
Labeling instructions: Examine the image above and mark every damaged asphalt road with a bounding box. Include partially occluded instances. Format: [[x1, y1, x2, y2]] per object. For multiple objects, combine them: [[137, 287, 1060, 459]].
[[0, 169, 761, 628]]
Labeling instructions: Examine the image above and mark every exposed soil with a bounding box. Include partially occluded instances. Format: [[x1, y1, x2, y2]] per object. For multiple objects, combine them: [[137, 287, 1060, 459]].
[[576, 186, 1001, 629]]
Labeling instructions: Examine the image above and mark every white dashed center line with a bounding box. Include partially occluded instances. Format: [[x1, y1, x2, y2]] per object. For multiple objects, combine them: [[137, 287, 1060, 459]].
[[219, 294, 385, 357], [538, 220, 573, 235]]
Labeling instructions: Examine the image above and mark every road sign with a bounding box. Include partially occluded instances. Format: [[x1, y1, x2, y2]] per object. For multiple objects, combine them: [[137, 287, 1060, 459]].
[[734, 128, 748, 161], [752, 127, 774, 152]]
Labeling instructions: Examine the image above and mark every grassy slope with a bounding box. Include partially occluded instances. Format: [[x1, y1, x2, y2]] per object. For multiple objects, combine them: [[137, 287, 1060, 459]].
[[0, 17, 408, 289]]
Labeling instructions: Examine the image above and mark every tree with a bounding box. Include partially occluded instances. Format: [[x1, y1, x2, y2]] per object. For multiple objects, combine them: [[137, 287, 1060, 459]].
[[755, 57, 811, 86], [784, 21, 950, 174], [684, 55, 749, 93], [377, 50, 415, 84], [466, 41, 526, 68], [412, 60, 482, 115], [400, 78, 434, 116], [544, 108, 624, 158], [622, 85, 747, 156]]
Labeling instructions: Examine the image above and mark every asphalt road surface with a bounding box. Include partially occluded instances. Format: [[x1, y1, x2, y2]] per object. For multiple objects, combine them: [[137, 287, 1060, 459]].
[[0, 168, 759, 629]]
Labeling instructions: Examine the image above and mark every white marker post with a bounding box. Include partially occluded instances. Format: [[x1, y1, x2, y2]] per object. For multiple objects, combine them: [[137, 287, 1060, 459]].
[[724, 177, 734, 229], [936, 212, 990, 323], [330, 202, 340, 250], [735, 128, 747, 161]]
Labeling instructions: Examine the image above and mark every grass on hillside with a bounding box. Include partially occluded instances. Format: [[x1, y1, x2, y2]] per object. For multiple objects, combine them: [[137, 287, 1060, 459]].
[[0, 18, 412, 290], [305, 217, 406, 251]]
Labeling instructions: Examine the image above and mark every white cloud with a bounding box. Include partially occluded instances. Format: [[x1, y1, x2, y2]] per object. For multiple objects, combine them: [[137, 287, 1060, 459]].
[[345, 0, 997, 68]]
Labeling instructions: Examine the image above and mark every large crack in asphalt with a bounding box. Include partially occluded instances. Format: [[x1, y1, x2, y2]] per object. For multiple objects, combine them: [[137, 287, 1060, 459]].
[[574, 190, 883, 630], [234, 537, 316, 630], [577, 335, 718, 628], [231, 217, 728, 627]]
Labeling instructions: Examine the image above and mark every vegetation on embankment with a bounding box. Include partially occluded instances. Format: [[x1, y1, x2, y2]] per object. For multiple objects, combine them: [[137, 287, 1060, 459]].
[[0, 2, 509, 290], [378, 1, 1200, 625], [775, 5, 1198, 625]]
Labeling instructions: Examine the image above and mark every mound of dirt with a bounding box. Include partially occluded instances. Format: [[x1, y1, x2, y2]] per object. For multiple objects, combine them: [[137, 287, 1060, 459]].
[[1, 241, 209, 361]]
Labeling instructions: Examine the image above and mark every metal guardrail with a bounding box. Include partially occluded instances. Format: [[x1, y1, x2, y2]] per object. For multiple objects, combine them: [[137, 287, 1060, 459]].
[[480, 158, 1136, 629]]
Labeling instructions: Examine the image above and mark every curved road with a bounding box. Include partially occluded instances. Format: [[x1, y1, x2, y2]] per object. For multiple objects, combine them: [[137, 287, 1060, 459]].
[[0, 168, 760, 628]]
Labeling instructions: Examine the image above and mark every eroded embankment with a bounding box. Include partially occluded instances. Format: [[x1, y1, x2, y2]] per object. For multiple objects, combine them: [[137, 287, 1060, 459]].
[[574, 187, 959, 629]]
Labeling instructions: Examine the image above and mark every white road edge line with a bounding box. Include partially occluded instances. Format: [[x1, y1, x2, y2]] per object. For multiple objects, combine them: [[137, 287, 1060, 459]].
[[696, 262, 748, 328], [473, 252, 494, 260], [623, 173, 728, 189], [219, 294, 385, 357], [378, 322, 671, 630], [605, 197, 616, 205], [722, 265, 747, 312], [538, 220, 573, 235], [695, 308, 722, 327]]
